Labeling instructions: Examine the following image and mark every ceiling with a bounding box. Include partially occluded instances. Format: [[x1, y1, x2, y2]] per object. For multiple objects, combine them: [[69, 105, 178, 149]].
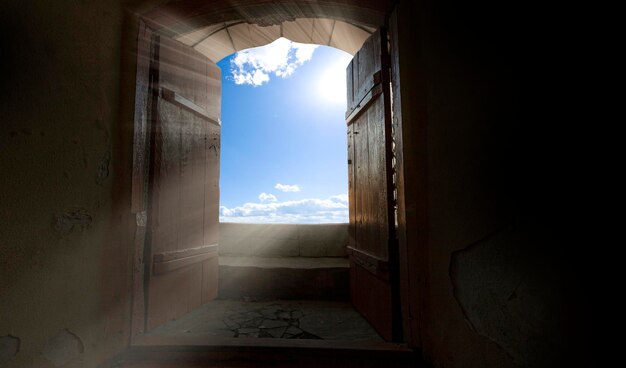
[[174, 18, 375, 62], [138, 0, 393, 61]]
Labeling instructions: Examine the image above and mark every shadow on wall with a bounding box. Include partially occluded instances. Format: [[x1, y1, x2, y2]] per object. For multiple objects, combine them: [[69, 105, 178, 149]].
[[450, 223, 569, 368]]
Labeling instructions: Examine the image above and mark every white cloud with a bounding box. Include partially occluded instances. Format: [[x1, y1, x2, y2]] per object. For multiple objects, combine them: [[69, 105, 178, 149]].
[[220, 194, 349, 224], [258, 192, 278, 203], [230, 38, 318, 86], [274, 183, 300, 192]]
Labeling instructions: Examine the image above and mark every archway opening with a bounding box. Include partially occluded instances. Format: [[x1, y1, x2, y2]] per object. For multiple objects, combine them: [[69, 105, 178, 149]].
[[132, 1, 403, 348], [141, 33, 384, 343], [217, 37, 352, 225]]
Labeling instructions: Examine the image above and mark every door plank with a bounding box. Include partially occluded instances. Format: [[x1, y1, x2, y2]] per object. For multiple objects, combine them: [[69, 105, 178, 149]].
[[347, 124, 356, 249], [131, 20, 153, 214], [131, 19, 153, 338], [154, 97, 182, 256], [143, 32, 221, 332], [146, 263, 204, 331], [204, 120, 220, 247], [346, 28, 399, 342], [152, 249, 218, 275], [160, 87, 220, 125]]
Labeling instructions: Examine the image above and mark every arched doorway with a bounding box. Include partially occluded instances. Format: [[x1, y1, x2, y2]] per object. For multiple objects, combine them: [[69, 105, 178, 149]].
[[128, 0, 410, 348]]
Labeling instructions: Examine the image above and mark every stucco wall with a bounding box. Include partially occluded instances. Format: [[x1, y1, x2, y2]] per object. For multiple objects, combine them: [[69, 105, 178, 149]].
[[0, 1, 130, 367], [219, 223, 348, 258], [0, 1, 573, 367], [0, 2, 352, 366], [394, 1, 571, 367]]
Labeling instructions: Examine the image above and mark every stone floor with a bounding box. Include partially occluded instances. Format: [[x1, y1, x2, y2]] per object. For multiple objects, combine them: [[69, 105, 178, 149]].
[[146, 299, 383, 341]]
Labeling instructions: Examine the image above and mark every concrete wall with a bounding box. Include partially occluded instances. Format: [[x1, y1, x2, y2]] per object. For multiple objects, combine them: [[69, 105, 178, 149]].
[[219, 223, 348, 258]]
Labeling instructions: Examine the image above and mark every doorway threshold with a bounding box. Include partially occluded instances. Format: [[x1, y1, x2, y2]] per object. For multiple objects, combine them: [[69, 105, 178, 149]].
[[132, 334, 410, 352], [113, 299, 420, 367], [141, 299, 382, 341], [118, 335, 417, 368]]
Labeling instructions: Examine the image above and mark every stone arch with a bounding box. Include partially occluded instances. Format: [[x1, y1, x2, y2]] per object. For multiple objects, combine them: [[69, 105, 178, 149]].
[[124, 0, 411, 347], [135, 0, 394, 60]]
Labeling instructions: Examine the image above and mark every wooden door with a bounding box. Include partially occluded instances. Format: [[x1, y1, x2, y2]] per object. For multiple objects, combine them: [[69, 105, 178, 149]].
[[144, 32, 221, 331], [346, 28, 401, 342]]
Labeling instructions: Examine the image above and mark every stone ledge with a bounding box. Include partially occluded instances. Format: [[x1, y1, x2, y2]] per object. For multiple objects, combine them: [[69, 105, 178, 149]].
[[218, 261, 349, 301], [219, 223, 349, 258], [219, 256, 349, 269]]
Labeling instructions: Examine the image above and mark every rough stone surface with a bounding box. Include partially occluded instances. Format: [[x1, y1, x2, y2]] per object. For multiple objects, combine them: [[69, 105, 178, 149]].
[[227, 304, 320, 339], [450, 227, 561, 368], [266, 327, 287, 338], [95, 150, 110, 185], [241, 318, 263, 328], [0, 335, 20, 365], [222, 319, 239, 330], [147, 300, 381, 341], [41, 329, 84, 367], [259, 320, 288, 329], [244, 311, 262, 319], [299, 306, 380, 340], [260, 306, 280, 319], [54, 208, 92, 236], [285, 326, 302, 335], [291, 311, 303, 319]]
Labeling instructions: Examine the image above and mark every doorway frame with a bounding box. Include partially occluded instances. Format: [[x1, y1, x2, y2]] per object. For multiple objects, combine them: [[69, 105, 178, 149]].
[[121, 2, 425, 350]]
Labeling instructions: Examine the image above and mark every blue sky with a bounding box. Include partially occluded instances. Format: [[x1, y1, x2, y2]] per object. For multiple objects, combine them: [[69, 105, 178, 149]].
[[216, 38, 352, 224]]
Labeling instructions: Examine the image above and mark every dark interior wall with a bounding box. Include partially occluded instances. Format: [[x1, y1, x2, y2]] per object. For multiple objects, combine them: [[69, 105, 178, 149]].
[[395, 1, 572, 367], [0, 1, 132, 366], [0, 0, 576, 367]]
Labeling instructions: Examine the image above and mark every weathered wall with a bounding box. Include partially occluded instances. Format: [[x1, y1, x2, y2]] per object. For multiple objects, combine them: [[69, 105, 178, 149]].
[[219, 223, 348, 258], [0, 1, 132, 367], [0, 0, 576, 367], [0, 1, 356, 366], [394, 0, 573, 367]]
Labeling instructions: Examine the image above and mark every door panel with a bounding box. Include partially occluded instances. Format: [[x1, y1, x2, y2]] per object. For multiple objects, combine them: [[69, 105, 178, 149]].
[[204, 120, 220, 247], [145, 33, 221, 331], [346, 28, 400, 341]]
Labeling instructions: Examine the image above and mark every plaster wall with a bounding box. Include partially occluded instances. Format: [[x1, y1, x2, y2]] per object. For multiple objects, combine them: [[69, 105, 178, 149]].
[[0, 2, 359, 366], [0, 1, 575, 367], [0, 1, 131, 367], [394, 1, 571, 367]]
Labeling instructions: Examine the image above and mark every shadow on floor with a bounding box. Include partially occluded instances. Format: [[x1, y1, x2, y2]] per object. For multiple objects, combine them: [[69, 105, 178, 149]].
[[146, 299, 383, 342]]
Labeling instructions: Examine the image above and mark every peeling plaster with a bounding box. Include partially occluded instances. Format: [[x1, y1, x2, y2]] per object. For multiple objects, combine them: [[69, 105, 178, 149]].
[[41, 329, 84, 367], [450, 226, 561, 368], [95, 150, 111, 185], [136, 211, 147, 227], [0, 335, 20, 365], [54, 208, 92, 236]]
